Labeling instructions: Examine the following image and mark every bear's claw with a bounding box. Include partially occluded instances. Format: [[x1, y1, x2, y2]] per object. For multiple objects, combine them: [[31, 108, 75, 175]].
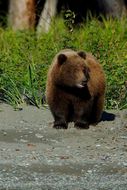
[[53, 123, 68, 129], [74, 121, 89, 129]]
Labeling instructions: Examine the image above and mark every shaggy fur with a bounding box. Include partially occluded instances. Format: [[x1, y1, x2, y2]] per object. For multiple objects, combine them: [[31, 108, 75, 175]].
[[46, 49, 106, 129]]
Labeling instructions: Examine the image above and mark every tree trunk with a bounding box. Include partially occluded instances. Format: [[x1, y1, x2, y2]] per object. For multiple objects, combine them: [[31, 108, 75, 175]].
[[37, 0, 58, 35], [8, 0, 35, 30]]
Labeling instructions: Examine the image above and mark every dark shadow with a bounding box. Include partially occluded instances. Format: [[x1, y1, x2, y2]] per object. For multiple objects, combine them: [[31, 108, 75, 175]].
[[0, 0, 9, 27], [57, 0, 126, 24], [100, 111, 116, 122]]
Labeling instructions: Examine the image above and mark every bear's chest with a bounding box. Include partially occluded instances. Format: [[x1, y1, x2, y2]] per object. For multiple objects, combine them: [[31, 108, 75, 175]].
[[57, 84, 92, 100]]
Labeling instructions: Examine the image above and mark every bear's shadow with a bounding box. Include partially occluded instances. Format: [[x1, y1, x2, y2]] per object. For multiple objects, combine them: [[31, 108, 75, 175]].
[[100, 111, 116, 122]]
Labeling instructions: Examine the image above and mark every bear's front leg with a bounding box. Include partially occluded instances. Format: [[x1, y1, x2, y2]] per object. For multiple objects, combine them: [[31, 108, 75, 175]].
[[74, 101, 92, 129], [53, 114, 68, 129], [50, 103, 69, 129], [74, 120, 89, 129]]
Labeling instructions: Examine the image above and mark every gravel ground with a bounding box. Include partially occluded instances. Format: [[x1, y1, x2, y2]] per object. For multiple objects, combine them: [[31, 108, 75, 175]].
[[0, 103, 127, 190]]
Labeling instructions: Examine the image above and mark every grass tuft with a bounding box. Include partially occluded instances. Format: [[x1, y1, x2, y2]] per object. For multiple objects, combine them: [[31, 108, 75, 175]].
[[0, 17, 127, 109]]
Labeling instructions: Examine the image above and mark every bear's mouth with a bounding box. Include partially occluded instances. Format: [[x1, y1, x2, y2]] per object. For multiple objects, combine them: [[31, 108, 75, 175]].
[[76, 84, 84, 88], [76, 80, 88, 88]]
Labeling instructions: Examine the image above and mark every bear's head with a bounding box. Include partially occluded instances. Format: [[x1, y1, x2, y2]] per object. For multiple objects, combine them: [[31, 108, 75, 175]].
[[55, 50, 90, 88]]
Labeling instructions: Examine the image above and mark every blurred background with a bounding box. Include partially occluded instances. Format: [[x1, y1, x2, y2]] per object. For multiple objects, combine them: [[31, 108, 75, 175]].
[[0, 0, 127, 32]]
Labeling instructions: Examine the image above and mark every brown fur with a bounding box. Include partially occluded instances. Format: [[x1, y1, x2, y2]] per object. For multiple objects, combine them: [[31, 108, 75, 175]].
[[46, 49, 106, 129]]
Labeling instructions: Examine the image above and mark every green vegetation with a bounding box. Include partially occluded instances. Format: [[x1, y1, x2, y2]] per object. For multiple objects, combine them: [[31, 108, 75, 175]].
[[0, 17, 127, 109]]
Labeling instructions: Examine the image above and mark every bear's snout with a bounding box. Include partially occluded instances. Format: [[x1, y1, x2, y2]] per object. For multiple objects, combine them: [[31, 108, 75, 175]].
[[82, 78, 88, 86], [76, 78, 88, 88]]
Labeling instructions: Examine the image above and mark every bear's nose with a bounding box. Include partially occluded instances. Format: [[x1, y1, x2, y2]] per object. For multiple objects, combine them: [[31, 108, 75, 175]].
[[82, 79, 88, 86]]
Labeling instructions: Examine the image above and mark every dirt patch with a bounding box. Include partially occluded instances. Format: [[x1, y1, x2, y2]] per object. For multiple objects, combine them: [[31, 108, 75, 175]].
[[0, 103, 127, 190]]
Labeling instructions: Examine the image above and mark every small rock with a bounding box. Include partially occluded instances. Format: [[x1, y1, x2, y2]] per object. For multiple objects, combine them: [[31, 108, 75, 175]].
[[123, 162, 127, 167], [96, 144, 101, 147], [35, 133, 43, 138]]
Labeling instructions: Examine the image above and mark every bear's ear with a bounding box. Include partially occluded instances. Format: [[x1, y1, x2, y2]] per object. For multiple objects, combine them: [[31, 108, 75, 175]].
[[78, 51, 86, 59], [58, 54, 67, 65]]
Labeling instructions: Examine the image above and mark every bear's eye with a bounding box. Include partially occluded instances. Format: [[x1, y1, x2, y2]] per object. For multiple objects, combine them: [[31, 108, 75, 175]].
[[83, 67, 87, 74], [83, 66, 90, 73], [83, 67, 90, 80]]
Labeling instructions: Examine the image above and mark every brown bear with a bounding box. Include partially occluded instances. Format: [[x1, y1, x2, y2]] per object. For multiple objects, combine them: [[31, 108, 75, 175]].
[[46, 49, 106, 129]]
